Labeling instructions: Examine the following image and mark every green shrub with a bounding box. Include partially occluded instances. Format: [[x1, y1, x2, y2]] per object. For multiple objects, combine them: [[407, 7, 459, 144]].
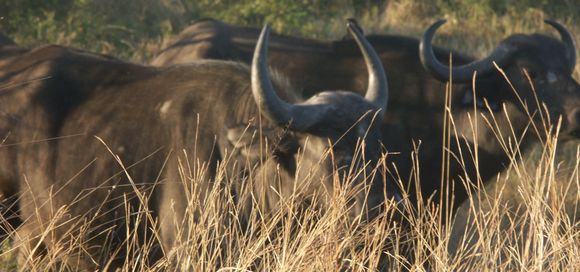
[[0, 1, 577, 67]]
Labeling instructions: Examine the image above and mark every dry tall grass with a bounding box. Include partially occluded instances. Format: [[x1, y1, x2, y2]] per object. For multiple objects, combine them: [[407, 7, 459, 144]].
[[1, 74, 578, 271]]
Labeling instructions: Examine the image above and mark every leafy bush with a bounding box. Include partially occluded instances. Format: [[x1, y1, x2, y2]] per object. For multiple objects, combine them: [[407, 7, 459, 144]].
[[0, 0, 577, 63]]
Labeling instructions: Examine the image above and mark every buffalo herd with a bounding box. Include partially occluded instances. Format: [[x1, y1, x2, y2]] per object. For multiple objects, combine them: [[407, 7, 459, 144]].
[[0, 16, 578, 270]]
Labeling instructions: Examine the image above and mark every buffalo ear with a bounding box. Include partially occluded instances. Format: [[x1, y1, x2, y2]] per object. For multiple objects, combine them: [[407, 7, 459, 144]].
[[226, 126, 273, 164], [226, 126, 261, 149], [224, 126, 266, 164]]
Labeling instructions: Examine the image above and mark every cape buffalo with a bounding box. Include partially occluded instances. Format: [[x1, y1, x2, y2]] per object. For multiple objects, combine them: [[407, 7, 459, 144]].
[[0, 34, 30, 240], [6, 22, 398, 270], [152, 18, 580, 211]]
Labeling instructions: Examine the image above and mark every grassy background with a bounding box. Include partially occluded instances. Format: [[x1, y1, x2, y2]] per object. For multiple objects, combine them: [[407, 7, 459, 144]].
[[0, 0, 578, 75]]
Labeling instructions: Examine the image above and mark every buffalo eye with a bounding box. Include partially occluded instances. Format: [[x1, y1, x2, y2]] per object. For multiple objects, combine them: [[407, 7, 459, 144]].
[[546, 71, 558, 83]]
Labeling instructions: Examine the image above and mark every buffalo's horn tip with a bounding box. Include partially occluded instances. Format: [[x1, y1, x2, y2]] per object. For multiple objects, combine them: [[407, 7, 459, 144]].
[[346, 18, 364, 34], [346, 18, 358, 27], [434, 19, 447, 26]]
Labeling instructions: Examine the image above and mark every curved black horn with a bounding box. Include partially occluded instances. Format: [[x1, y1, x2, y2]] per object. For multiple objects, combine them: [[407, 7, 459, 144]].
[[251, 25, 322, 130], [545, 19, 577, 73], [420, 19, 514, 83], [347, 19, 389, 114]]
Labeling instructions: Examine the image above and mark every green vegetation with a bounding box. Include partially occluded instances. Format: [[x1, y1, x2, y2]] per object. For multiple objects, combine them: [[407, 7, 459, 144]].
[[1, 0, 578, 68]]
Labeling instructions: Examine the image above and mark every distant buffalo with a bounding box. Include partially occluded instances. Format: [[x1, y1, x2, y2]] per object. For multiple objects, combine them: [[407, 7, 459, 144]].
[[0, 34, 29, 240], [153, 18, 580, 211], [2, 22, 398, 270]]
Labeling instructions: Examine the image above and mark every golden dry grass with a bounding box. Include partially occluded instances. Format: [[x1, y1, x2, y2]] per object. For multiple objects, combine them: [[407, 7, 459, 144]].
[[1, 78, 578, 271]]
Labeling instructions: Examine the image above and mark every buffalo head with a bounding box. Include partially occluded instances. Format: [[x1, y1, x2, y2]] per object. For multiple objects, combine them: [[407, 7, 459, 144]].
[[421, 20, 580, 143], [227, 21, 399, 221]]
